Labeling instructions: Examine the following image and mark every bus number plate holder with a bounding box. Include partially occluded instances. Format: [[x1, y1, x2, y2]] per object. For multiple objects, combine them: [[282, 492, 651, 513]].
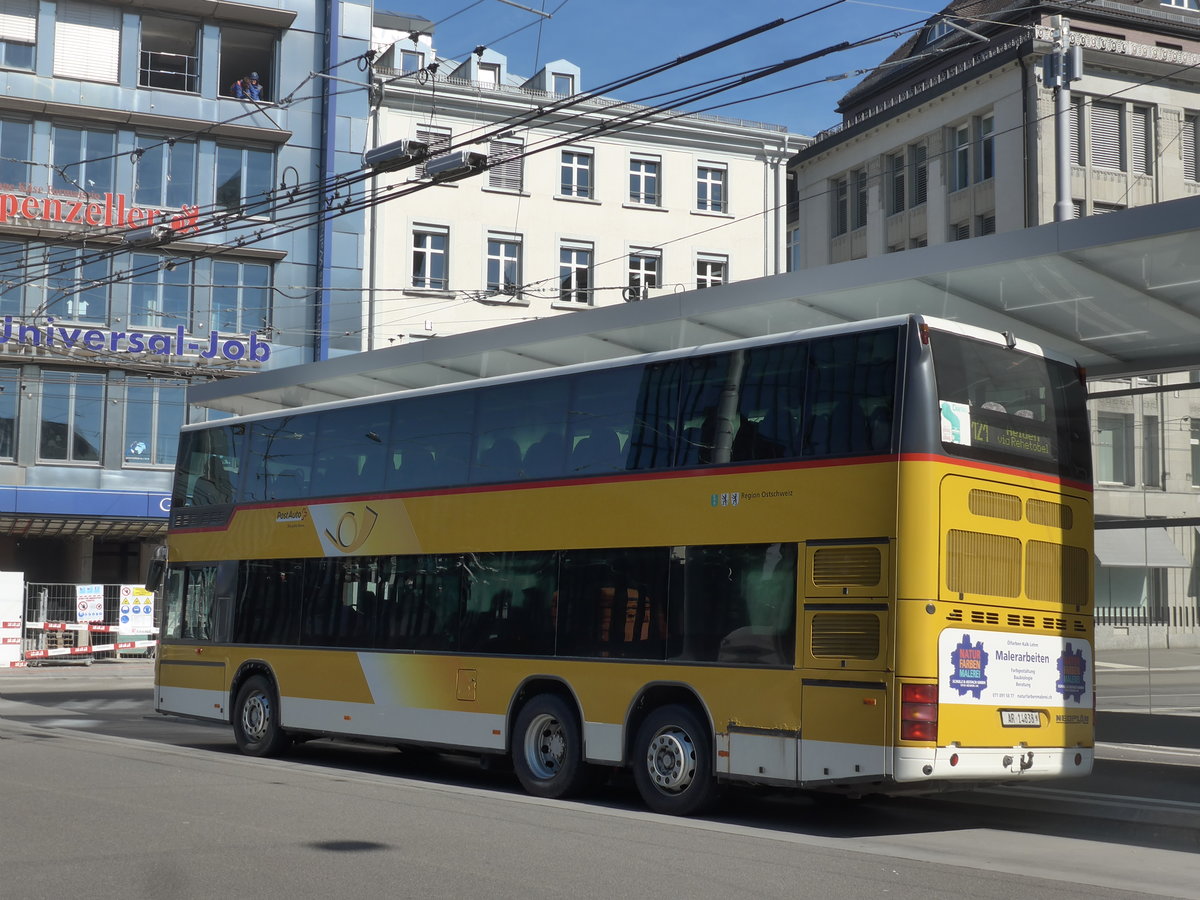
[[1000, 710, 1040, 727]]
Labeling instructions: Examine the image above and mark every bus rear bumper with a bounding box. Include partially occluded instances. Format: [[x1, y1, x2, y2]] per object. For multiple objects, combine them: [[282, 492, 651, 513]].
[[894, 745, 1094, 783]]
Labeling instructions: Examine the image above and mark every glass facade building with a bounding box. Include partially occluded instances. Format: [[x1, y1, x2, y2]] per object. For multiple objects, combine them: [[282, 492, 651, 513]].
[[0, 0, 372, 583]]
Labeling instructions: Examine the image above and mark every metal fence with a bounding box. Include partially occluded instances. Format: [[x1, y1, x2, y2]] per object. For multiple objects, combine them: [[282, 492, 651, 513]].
[[22, 582, 157, 663], [1095, 605, 1200, 628]]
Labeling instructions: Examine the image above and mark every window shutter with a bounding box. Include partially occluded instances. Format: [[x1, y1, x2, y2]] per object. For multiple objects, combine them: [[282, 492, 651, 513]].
[[1070, 99, 1082, 164], [1185, 115, 1197, 182], [54, 1, 119, 83], [1090, 102, 1123, 170], [415, 126, 451, 177], [1131, 107, 1151, 176], [0, 0, 36, 43], [487, 140, 523, 191], [911, 145, 927, 205]]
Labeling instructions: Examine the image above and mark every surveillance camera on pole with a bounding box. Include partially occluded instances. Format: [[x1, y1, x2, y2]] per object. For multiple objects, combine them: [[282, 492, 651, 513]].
[[363, 138, 428, 172], [123, 224, 173, 247], [424, 150, 488, 181]]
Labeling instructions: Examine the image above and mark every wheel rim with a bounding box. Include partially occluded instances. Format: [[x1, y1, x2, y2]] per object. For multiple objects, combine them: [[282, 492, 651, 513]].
[[645, 726, 697, 794], [241, 690, 272, 742], [523, 712, 568, 780]]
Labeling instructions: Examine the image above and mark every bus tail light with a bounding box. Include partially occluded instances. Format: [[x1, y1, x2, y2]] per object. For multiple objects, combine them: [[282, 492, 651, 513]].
[[901, 683, 938, 742]]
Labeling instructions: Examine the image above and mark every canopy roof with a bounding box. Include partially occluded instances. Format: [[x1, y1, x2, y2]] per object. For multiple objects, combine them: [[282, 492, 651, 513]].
[[191, 195, 1200, 415]]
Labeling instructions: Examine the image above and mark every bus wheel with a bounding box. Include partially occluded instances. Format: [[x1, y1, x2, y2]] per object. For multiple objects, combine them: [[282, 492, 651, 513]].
[[232, 674, 291, 757], [512, 695, 590, 799], [632, 704, 717, 816]]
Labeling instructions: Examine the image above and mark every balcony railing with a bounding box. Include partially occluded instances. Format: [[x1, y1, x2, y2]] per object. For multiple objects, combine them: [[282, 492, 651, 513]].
[[139, 50, 199, 94]]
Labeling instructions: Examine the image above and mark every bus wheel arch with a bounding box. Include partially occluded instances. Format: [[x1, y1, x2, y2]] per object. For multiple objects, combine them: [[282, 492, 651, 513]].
[[230, 664, 291, 758], [625, 685, 718, 816], [509, 680, 593, 799]]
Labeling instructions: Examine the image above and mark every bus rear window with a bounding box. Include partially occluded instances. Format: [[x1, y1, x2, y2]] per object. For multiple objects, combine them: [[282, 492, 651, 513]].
[[929, 331, 1091, 481]]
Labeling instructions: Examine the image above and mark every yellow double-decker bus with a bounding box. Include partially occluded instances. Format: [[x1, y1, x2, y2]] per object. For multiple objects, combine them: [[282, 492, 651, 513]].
[[153, 314, 1094, 815]]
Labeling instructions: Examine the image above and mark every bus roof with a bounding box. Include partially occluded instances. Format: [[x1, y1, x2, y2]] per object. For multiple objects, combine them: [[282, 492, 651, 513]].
[[181, 315, 1080, 432]]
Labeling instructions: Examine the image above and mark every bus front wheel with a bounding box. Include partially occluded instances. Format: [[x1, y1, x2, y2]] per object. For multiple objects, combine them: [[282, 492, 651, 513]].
[[232, 674, 291, 757], [632, 704, 717, 816], [512, 695, 590, 799]]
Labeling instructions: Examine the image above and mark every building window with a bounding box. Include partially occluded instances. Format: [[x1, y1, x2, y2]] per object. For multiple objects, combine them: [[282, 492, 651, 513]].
[[1096, 412, 1134, 484], [927, 18, 955, 42], [400, 49, 424, 73], [477, 62, 500, 87], [55, 1, 118, 83], [978, 114, 995, 181], [1091, 101, 1124, 170], [976, 213, 996, 235], [950, 221, 970, 241], [559, 242, 592, 304], [487, 139, 523, 192], [218, 25, 274, 100], [1093, 202, 1125, 215], [211, 259, 271, 334], [629, 156, 660, 206], [0, 0, 36, 70], [1191, 420, 1200, 487], [952, 124, 970, 191], [1143, 414, 1162, 489], [124, 377, 186, 466], [910, 236, 928, 248], [1164, 0, 1199, 10], [1185, 114, 1199, 181], [131, 253, 192, 327], [134, 136, 197, 208], [486, 233, 521, 295], [552, 72, 574, 95], [696, 254, 727, 289], [0, 367, 16, 460], [0, 117, 30, 189], [910, 144, 928, 206], [887, 153, 905, 215], [560, 150, 593, 198], [1131, 106, 1152, 176], [831, 176, 848, 237], [1070, 96, 1084, 165], [39, 370, 105, 463], [45, 247, 109, 323], [0, 240, 22, 316], [627, 249, 660, 300], [215, 145, 273, 214], [416, 125, 451, 178], [697, 165, 727, 212], [52, 126, 114, 196], [851, 168, 868, 229], [412, 226, 449, 290], [139, 13, 199, 92]]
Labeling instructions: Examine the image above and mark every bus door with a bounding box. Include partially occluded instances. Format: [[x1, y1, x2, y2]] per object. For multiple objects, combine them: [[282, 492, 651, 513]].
[[798, 540, 890, 785], [155, 563, 233, 722]]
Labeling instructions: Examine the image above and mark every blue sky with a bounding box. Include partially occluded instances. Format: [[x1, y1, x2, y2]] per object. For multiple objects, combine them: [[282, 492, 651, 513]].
[[415, 0, 944, 137]]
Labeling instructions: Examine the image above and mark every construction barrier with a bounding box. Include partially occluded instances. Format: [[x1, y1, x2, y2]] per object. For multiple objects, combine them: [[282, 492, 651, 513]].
[[11, 582, 160, 667]]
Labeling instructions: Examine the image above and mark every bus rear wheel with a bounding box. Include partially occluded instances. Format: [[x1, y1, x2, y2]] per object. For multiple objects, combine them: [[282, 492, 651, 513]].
[[632, 704, 717, 816], [512, 695, 591, 799], [232, 674, 291, 757]]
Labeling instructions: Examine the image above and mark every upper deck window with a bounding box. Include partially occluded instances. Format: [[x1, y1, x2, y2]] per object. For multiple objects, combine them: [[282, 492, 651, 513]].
[[930, 331, 1091, 481]]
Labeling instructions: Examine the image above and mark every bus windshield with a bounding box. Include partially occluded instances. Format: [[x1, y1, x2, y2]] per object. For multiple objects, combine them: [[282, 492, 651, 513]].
[[929, 331, 1091, 482]]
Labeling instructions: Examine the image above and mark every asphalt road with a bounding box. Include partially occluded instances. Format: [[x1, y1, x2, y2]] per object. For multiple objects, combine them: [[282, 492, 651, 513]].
[[3, 661, 1200, 899]]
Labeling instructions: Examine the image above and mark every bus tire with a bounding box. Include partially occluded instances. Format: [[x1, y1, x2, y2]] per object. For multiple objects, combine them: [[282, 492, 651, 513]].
[[232, 674, 291, 757], [512, 694, 591, 799], [632, 704, 717, 816]]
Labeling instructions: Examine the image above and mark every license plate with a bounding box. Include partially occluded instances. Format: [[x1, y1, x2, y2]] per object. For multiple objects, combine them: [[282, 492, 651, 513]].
[[1000, 710, 1041, 727]]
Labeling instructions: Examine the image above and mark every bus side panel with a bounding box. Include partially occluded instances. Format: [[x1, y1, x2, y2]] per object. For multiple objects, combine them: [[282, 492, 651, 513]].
[[155, 646, 227, 722]]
